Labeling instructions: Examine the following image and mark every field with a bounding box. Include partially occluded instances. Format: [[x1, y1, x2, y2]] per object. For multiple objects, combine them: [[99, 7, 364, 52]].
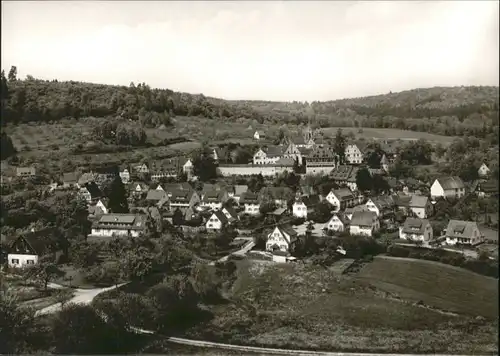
[[320, 127, 457, 144], [356, 256, 498, 319], [182, 259, 498, 354]]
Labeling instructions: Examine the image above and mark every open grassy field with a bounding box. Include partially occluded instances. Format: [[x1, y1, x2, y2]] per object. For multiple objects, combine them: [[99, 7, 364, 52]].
[[356, 256, 498, 319], [183, 260, 498, 354], [321, 127, 457, 144]]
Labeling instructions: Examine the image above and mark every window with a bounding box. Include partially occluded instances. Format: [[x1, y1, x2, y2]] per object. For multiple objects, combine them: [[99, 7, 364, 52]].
[[26, 260, 35, 265], [11, 259, 19, 265]]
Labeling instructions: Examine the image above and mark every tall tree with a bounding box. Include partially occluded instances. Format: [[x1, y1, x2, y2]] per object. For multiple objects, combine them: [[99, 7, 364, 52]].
[[355, 167, 373, 192], [333, 129, 346, 164], [192, 147, 218, 181], [0, 287, 37, 354], [172, 208, 184, 226], [7, 66, 17, 82], [51, 304, 129, 354], [108, 176, 129, 213], [0, 133, 16, 160]]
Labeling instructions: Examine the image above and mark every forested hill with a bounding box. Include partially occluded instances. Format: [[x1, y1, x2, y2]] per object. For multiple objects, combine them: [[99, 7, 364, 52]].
[[224, 86, 499, 140], [1, 66, 498, 143]]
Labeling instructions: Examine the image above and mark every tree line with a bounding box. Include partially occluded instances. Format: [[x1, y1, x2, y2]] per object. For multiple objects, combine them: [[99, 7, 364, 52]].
[[1, 66, 498, 144]]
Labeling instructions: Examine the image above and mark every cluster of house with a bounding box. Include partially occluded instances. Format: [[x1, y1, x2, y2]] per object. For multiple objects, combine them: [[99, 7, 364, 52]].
[[219, 126, 394, 177], [2, 126, 498, 268]]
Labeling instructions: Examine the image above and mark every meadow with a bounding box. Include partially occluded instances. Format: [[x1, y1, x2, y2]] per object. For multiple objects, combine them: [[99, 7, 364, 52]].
[[320, 127, 457, 144], [356, 256, 498, 319], [182, 259, 498, 354]]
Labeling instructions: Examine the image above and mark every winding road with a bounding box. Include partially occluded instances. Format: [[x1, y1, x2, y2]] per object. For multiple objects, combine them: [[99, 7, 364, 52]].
[[36, 237, 255, 316], [34, 238, 460, 355]]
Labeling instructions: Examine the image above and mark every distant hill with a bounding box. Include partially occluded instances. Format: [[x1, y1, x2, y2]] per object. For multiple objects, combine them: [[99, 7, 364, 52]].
[[1, 68, 498, 143]]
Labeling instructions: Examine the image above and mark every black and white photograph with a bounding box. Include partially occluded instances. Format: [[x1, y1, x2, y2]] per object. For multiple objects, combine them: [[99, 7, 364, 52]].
[[1, 1, 498, 355]]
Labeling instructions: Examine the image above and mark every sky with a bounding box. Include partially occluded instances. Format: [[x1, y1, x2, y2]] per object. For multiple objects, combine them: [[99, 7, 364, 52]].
[[1, 1, 499, 101]]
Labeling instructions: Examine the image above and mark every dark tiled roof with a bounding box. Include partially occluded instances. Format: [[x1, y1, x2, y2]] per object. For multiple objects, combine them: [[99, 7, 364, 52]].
[[146, 189, 168, 201], [223, 206, 238, 219], [278, 225, 298, 238], [264, 145, 285, 157], [300, 194, 321, 208], [409, 195, 428, 208], [331, 188, 354, 201], [436, 176, 465, 190], [331, 165, 354, 180], [83, 182, 102, 199], [212, 210, 229, 224], [350, 211, 377, 227], [478, 180, 499, 194], [402, 217, 430, 235], [240, 192, 260, 204], [445, 220, 478, 239], [11, 228, 59, 255]]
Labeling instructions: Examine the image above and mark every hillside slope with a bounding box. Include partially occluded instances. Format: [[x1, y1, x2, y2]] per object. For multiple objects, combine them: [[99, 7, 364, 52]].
[[1, 68, 498, 142]]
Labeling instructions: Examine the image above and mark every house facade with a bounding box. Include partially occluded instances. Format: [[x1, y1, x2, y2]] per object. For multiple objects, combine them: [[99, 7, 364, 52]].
[[478, 163, 490, 178], [430, 177, 466, 200], [182, 159, 194, 175], [324, 214, 346, 232], [7, 229, 55, 268], [399, 218, 433, 242], [292, 195, 320, 219], [444, 220, 483, 246], [119, 169, 131, 184], [253, 146, 284, 165], [201, 190, 228, 211], [240, 192, 261, 215], [408, 195, 432, 218], [475, 179, 499, 198], [169, 190, 200, 212], [326, 188, 356, 212], [206, 211, 229, 232], [283, 142, 304, 165], [266, 226, 298, 253], [16, 166, 36, 178], [365, 197, 394, 218], [254, 131, 265, 140], [345, 144, 364, 165], [349, 211, 379, 236], [90, 214, 147, 238]]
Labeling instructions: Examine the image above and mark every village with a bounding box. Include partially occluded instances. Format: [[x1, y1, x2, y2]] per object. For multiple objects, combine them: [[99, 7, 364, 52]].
[[4, 124, 498, 268]]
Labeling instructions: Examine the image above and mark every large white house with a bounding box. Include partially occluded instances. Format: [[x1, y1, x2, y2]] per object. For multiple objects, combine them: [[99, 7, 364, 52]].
[[292, 195, 320, 219], [90, 214, 147, 238], [240, 192, 261, 215], [399, 218, 433, 243], [253, 146, 284, 165], [7, 228, 58, 268], [345, 144, 364, 164], [324, 214, 347, 233], [444, 220, 483, 246], [349, 211, 379, 236], [206, 211, 229, 232], [430, 176, 466, 200], [266, 226, 298, 253], [326, 188, 356, 212]]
